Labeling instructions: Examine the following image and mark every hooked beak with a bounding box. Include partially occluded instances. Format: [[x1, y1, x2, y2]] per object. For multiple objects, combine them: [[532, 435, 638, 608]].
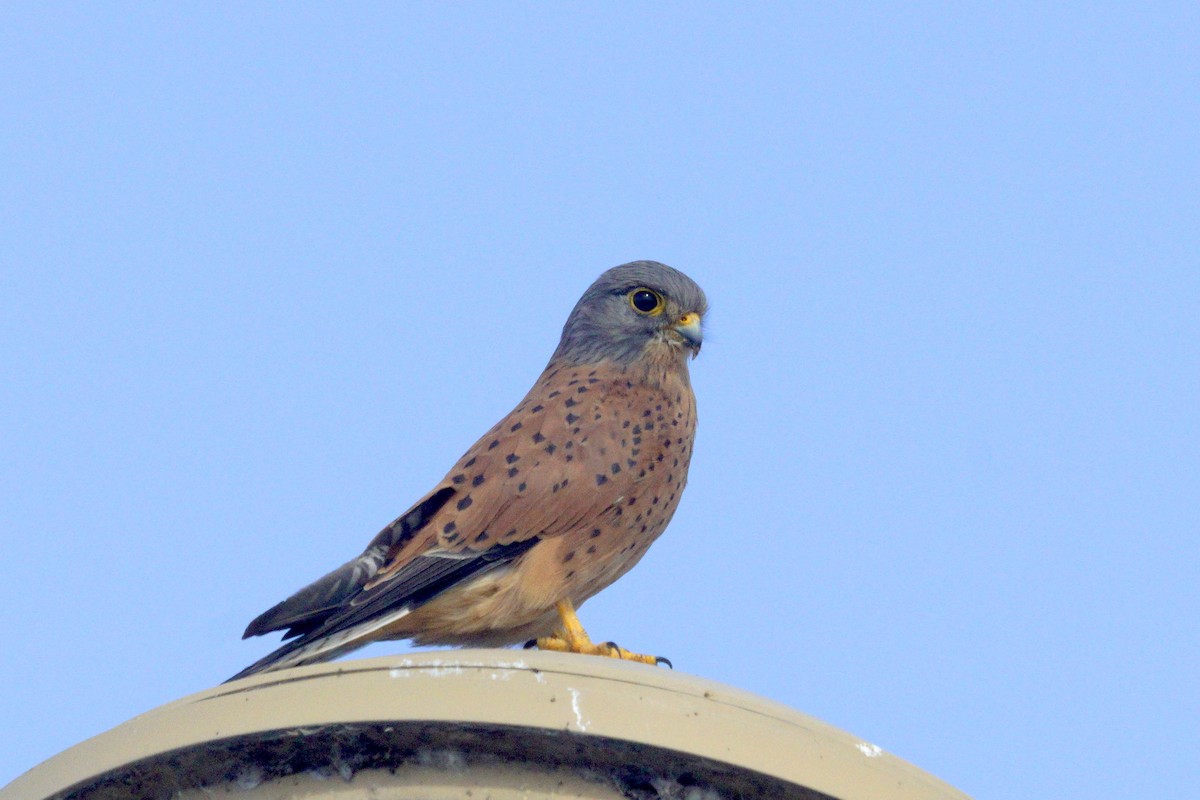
[[672, 311, 703, 356]]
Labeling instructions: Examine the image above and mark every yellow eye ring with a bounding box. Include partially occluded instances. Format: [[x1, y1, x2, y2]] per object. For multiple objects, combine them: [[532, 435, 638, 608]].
[[628, 287, 665, 315]]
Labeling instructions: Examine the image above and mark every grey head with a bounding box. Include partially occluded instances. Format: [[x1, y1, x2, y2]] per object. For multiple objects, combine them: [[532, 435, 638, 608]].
[[551, 260, 708, 366]]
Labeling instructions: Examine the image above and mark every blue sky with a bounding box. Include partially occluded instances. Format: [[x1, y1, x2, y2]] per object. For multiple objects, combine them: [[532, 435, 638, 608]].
[[1, 3, 1196, 796]]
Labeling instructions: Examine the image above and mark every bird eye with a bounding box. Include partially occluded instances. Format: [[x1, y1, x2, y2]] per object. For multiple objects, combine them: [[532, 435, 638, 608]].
[[628, 288, 664, 315]]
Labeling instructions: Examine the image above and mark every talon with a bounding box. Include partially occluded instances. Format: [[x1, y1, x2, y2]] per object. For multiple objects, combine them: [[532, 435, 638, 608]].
[[523, 639, 538, 649], [655, 656, 673, 669], [526, 600, 664, 665]]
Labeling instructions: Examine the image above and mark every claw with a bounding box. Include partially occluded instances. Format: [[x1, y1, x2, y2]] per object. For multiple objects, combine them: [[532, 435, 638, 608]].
[[531, 600, 663, 666]]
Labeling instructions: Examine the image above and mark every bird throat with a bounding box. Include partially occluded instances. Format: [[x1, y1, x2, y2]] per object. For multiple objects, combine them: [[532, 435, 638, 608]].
[[634, 338, 693, 390]]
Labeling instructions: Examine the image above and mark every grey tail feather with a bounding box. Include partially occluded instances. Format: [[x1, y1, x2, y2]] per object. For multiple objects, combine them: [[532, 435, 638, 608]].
[[228, 537, 541, 682], [226, 604, 415, 683], [241, 486, 456, 640]]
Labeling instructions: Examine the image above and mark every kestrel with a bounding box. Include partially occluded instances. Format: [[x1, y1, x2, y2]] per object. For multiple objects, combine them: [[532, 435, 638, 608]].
[[230, 261, 706, 681]]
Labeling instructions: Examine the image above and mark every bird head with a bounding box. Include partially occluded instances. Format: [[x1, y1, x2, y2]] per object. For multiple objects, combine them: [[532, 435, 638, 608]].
[[553, 261, 708, 366]]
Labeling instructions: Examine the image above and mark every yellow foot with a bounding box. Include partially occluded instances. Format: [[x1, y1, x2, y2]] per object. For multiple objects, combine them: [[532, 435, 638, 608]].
[[531, 599, 669, 667]]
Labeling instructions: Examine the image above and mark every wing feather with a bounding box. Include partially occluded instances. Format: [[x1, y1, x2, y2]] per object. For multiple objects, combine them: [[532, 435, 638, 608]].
[[241, 486, 456, 639]]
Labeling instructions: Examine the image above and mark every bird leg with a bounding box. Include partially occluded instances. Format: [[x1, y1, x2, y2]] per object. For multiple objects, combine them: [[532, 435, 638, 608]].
[[535, 599, 662, 666]]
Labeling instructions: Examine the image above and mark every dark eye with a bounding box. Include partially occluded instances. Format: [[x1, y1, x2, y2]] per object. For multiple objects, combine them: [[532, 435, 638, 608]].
[[629, 288, 664, 315]]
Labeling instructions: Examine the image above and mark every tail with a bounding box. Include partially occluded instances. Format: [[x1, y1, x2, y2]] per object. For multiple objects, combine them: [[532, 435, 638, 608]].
[[225, 603, 415, 682], [225, 536, 540, 682], [228, 487, 457, 681]]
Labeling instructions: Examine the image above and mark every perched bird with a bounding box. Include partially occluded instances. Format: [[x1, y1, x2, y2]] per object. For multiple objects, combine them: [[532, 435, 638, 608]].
[[230, 260, 706, 681]]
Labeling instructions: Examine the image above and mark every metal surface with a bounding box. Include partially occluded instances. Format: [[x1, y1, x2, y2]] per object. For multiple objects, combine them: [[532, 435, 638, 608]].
[[3, 650, 970, 800]]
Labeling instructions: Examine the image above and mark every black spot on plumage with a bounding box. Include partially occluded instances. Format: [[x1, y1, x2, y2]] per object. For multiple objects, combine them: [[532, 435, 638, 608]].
[[533, 432, 546, 443], [488, 439, 500, 450], [464, 457, 476, 468], [610, 462, 621, 474], [506, 453, 520, 464], [565, 412, 580, 424], [443, 521, 457, 534], [475, 531, 489, 543], [595, 474, 608, 486], [562, 551, 575, 563], [510, 422, 523, 432], [506, 528, 518, 538], [451, 474, 465, 484], [577, 385, 588, 393], [590, 528, 602, 538], [532, 404, 544, 413], [565, 397, 578, 408], [457, 496, 473, 511], [508, 466, 519, 477], [545, 443, 557, 455], [587, 545, 597, 555], [518, 482, 527, 492], [548, 390, 561, 398], [472, 474, 486, 487]]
